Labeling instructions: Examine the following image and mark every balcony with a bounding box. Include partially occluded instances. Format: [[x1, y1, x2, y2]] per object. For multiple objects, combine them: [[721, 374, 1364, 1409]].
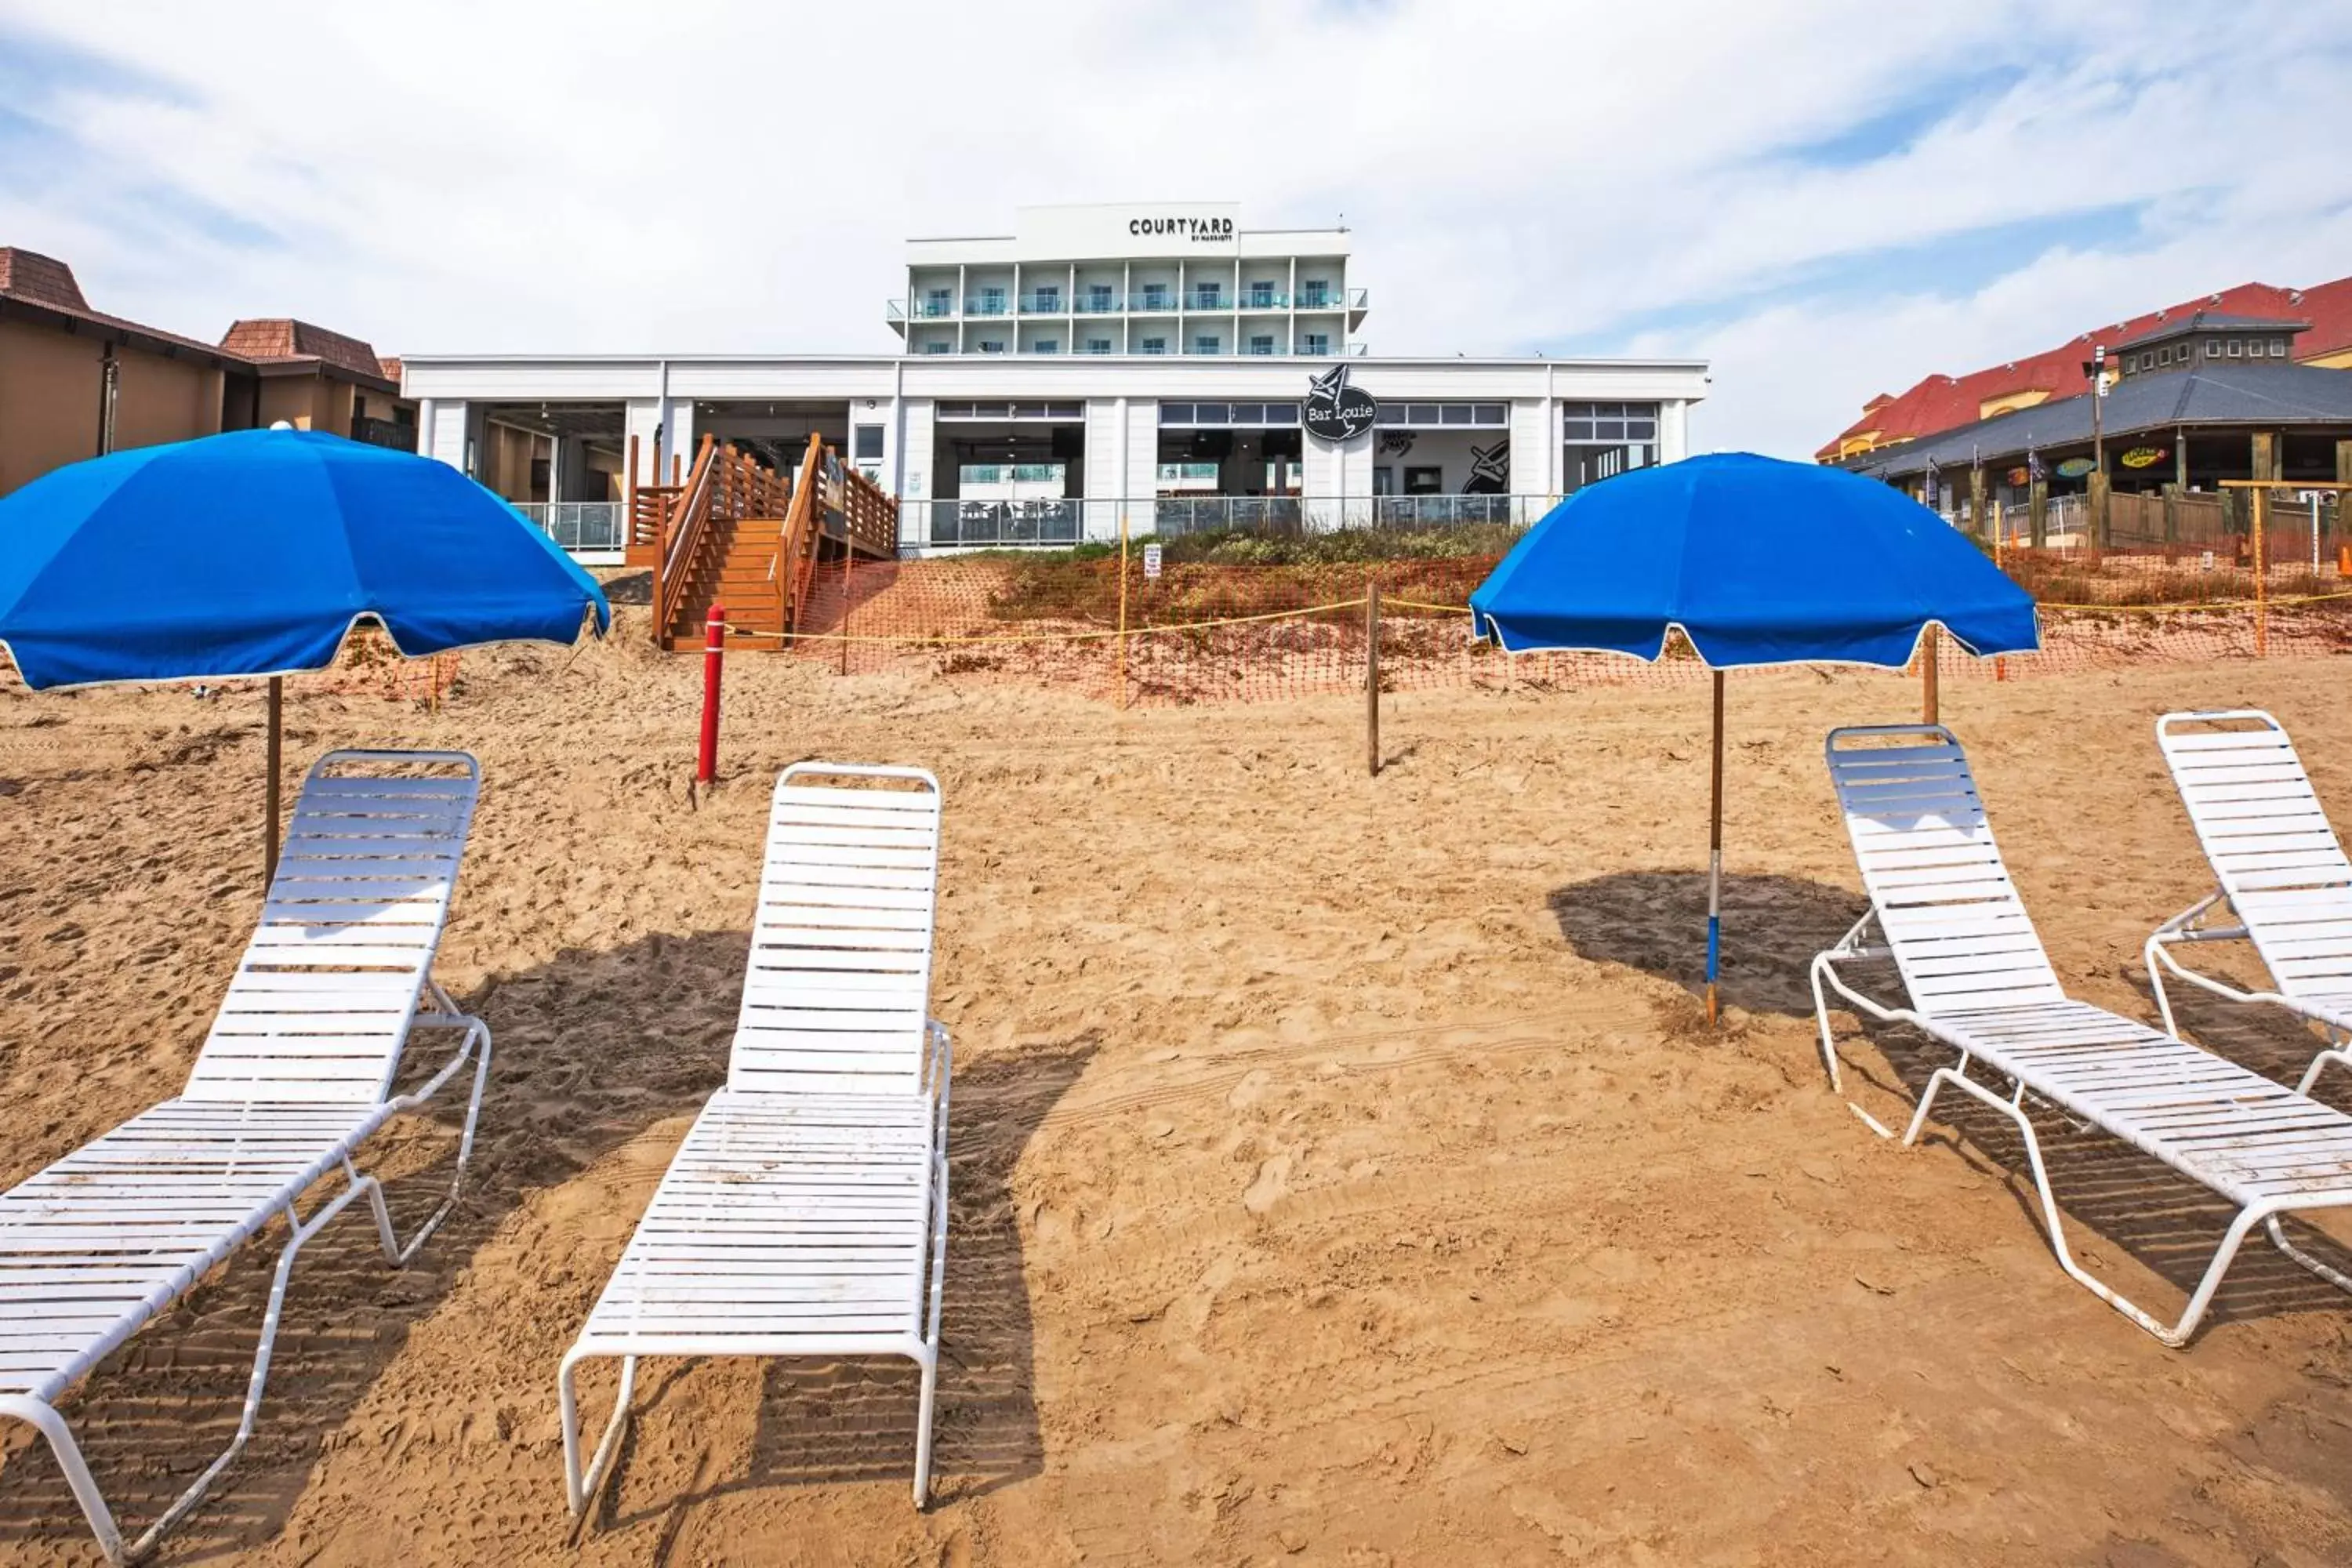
[[1184, 290, 1228, 311], [1133, 291, 1174, 313], [914, 296, 956, 319], [1073, 293, 1123, 314], [1240, 289, 1290, 310], [1018, 292, 1066, 314], [964, 295, 1012, 317]]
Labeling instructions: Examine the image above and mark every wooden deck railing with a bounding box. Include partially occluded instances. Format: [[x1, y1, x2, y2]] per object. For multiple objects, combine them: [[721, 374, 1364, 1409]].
[[774, 434, 827, 641], [836, 461, 898, 559], [651, 434, 720, 642]]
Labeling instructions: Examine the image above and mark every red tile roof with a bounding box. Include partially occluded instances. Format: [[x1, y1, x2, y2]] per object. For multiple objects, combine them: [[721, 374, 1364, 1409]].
[[0, 248, 89, 311], [220, 318, 394, 386], [1819, 274, 2352, 461]]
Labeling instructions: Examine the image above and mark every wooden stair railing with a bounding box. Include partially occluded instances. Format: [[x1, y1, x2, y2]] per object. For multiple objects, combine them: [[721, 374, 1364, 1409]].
[[772, 434, 827, 643], [651, 434, 720, 644]]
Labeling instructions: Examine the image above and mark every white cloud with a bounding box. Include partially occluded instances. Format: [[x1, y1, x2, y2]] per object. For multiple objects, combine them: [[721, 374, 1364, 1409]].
[[1, 0, 2346, 456]]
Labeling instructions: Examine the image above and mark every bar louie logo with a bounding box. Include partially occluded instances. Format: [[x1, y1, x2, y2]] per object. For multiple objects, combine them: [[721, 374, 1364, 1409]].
[[1304, 365, 1377, 443], [1129, 214, 1235, 243]]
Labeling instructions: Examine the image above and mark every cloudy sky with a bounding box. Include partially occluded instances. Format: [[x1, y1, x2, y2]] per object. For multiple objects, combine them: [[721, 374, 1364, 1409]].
[[2, 1, 2347, 457]]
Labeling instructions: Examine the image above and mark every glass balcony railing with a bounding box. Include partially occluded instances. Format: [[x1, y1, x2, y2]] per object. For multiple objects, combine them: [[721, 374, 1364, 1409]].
[[1133, 292, 1174, 313], [1240, 290, 1289, 310], [1019, 292, 1065, 314], [1156, 462, 1220, 485], [914, 296, 956, 318], [1184, 291, 1227, 310], [959, 463, 1066, 486], [924, 499, 1082, 548], [1074, 293, 1123, 314], [964, 295, 1012, 317], [512, 501, 625, 554]]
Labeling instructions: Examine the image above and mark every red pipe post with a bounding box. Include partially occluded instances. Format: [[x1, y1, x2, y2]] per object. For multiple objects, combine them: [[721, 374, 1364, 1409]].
[[698, 604, 724, 786]]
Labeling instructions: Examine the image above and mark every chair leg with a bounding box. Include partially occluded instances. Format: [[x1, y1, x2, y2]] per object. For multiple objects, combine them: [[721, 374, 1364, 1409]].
[[912, 1350, 939, 1509], [2299, 1045, 2351, 1098], [560, 1349, 638, 1521], [361, 1022, 493, 1268], [1809, 955, 1844, 1093], [0, 1396, 127, 1565], [9, 1174, 380, 1563], [2265, 1214, 2352, 1296], [1907, 1062, 2265, 1347]]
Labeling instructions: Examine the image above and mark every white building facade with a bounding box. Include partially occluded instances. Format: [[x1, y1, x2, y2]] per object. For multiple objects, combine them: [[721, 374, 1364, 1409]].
[[400, 205, 1708, 558]]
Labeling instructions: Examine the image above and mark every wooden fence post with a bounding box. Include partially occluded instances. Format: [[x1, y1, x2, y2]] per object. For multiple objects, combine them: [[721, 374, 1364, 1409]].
[[1116, 513, 1131, 710], [1366, 576, 1382, 777], [1921, 624, 1940, 724], [2253, 485, 2269, 657]]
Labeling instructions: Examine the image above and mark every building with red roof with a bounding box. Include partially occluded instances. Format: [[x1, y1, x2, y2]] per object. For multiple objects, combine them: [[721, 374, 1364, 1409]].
[[0, 248, 411, 496], [1819, 274, 2352, 463]]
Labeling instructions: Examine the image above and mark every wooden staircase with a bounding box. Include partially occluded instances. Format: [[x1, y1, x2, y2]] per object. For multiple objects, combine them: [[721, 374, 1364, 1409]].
[[637, 433, 898, 653]]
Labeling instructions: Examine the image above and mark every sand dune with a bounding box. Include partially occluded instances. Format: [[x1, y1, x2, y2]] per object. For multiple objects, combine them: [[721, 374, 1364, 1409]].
[[2, 615, 2350, 1565]]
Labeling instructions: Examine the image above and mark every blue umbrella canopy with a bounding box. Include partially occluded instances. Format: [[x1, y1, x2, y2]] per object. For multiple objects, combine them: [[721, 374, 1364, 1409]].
[[1469, 452, 2039, 666], [1466, 452, 2038, 1025], [0, 427, 609, 690]]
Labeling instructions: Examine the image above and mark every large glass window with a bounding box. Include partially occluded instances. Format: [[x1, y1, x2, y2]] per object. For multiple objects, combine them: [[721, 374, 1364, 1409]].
[[1371, 402, 1510, 429], [1300, 332, 1330, 355], [1192, 334, 1221, 354], [1159, 402, 1301, 427], [1249, 335, 1275, 355], [1561, 402, 1660, 441], [1300, 280, 1330, 307], [1249, 281, 1276, 307], [1141, 336, 1167, 355]]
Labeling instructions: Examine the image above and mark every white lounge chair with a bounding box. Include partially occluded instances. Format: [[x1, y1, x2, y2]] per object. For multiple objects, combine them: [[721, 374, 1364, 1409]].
[[2147, 710, 2352, 1094], [0, 750, 490, 1563], [561, 762, 949, 1516], [1809, 724, 2352, 1345]]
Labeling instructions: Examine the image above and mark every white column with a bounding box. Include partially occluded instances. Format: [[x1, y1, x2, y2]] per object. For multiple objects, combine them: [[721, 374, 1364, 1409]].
[[416, 397, 437, 460], [624, 398, 664, 488], [1661, 399, 1690, 463], [423, 399, 464, 469]]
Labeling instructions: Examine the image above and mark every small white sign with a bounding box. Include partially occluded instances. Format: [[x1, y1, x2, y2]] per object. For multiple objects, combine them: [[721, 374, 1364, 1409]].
[[1142, 543, 1163, 579]]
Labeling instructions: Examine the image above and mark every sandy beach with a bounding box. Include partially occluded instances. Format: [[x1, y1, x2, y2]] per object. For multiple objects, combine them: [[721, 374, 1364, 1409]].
[[3, 614, 2350, 1566]]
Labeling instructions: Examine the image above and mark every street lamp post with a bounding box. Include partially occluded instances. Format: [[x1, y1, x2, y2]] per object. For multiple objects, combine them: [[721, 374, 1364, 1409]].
[[2080, 344, 2107, 547]]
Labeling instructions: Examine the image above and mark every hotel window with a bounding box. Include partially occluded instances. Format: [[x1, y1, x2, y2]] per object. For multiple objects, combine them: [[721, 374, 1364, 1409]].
[[1193, 334, 1220, 354], [1087, 284, 1115, 311], [923, 340, 950, 354], [1142, 283, 1170, 310], [1086, 337, 1112, 354], [853, 426, 884, 461], [1033, 285, 1060, 311], [1032, 339, 1059, 354], [978, 339, 1005, 354], [979, 286, 1005, 314], [1300, 332, 1330, 355], [925, 288, 953, 317], [1141, 336, 1167, 355], [1192, 282, 1221, 309], [1249, 335, 1275, 355], [1300, 279, 1330, 307], [1249, 281, 1276, 307]]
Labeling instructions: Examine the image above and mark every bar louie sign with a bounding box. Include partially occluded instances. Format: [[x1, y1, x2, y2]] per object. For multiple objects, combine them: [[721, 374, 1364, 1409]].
[[1304, 365, 1377, 443]]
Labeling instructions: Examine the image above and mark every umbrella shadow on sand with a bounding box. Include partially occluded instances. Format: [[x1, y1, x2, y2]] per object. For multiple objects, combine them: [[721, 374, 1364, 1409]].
[[0, 927, 1083, 1561], [1549, 869, 2352, 1337]]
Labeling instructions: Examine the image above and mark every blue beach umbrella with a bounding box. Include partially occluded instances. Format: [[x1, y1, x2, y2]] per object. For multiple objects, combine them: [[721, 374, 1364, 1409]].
[[0, 427, 611, 875], [1469, 452, 2039, 1021]]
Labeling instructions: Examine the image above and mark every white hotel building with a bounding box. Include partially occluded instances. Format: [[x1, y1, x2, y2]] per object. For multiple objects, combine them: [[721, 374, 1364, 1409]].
[[400, 203, 1708, 557]]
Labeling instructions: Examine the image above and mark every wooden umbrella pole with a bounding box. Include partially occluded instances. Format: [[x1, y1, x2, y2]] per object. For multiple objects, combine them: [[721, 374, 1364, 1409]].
[[263, 677, 283, 887], [1707, 669, 1725, 1028], [1922, 624, 1940, 724]]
